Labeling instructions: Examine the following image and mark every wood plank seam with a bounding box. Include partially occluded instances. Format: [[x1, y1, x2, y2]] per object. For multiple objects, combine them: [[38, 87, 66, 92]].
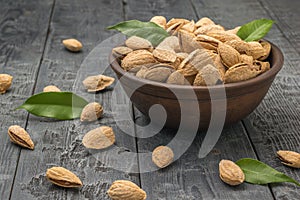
[[8, 1, 56, 199], [122, 0, 143, 187], [241, 120, 276, 200]]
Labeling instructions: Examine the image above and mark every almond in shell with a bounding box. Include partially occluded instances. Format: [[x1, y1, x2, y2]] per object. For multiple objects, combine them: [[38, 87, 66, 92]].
[[125, 36, 153, 50], [121, 50, 157, 71], [43, 85, 61, 92], [152, 47, 177, 63], [224, 63, 260, 83], [82, 126, 115, 149], [112, 46, 133, 58], [144, 65, 174, 82], [277, 150, 300, 168], [167, 71, 190, 85], [0, 74, 13, 94], [195, 17, 215, 27], [194, 24, 225, 35], [152, 146, 174, 168], [107, 180, 147, 200], [185, 49, 216, 71], [193, 64, 221, 86], [135, 66, 149, 78], [82, 74, 115, 92], [218, 43, 241, 68], [219, 159, 245, 186], [195, 34, 222, 51], [178, 30, 202, 53], [214, 55, 226, 82], [253, 60, 270, 73], [240, 54, 254, 65], [62, 38, 82, 52], [46, 167, 82, 188], [80, 102, 103, 122], [181, 20, 196, 33], [8, 125, 34, 150], [158, 36, 181, 52], [150, 16, 167, 29], [259, 40, 271, 60], [225, 40, 249, 54], [245, 41, 267, 60], [207, 31, 241, 43]]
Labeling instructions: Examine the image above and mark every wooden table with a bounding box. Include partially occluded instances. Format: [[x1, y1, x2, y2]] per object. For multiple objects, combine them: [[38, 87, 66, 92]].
[[1, 0, 299, 199]]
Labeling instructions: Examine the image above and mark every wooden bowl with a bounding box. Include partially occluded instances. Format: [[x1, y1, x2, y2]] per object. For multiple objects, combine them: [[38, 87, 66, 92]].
[[110, 42, 284, 130]]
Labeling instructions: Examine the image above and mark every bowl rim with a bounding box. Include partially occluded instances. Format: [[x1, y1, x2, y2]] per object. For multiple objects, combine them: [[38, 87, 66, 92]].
[[110, 40, 284, 92]]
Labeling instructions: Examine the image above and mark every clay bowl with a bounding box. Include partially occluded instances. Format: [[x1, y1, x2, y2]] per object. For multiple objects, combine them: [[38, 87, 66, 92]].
[[110, 41, 284, 130]]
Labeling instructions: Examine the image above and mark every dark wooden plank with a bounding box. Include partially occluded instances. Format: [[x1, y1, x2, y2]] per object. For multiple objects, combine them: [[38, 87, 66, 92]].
[[259, 0, 300, 54], [0, 0, 54, 199], [125, 0, 273, 199], [190, 0, 300, 199], [135, 110, 274, 199], [10, 0, 140, 199], [241, 1, 300, 199]]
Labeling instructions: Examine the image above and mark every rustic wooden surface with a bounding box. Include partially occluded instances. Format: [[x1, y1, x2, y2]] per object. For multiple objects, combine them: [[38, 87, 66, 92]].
[[0, 0, 299, 199]]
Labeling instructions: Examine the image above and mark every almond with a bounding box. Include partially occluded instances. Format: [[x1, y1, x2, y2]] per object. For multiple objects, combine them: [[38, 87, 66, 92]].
[[46, 167, 82, 188], [121, 50, 157, 71], [8, 125, 34, 150], [82, 74, 115, 92], [62, 38, 82, 52], [219, 159, 245, 186], [152, 146, 174, 168], [43, 85, 61, 92], [193, 64, 221, 86], [125, 36, 153, 50], [82, 126, 115, 149], [150, 16, 167, 29], [218, 43, 241, 68], [0, 74, 13, 94], [108, 180, 147, 200], [80, 102, 103, 122], [277, 150, 300, 168]]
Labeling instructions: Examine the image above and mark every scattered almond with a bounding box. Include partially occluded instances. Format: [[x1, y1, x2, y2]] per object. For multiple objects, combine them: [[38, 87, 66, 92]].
[[8, 125, 34, 150], [277, 150, 300, 168], [46, 166, 82, 188], [62, 38, 82, 52], [82, 126, 115, 149], [152, 146, 174, 168], [43, 85, 61, 92], [0, 74, 13, 94], [107, 180, 147, 200], [80, 102, 103, 122], [219, 159, 245, 186]]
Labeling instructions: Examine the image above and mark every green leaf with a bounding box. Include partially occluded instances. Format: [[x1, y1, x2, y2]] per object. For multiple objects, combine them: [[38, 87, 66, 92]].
[[107, 20, 169, 46], [236, 158, 300, 186], [237, 19, 274, 42], [17, 92, 88, 120]]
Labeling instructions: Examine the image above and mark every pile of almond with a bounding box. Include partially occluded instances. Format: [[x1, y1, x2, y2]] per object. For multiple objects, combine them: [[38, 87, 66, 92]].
[[113, 16, 271, 86]]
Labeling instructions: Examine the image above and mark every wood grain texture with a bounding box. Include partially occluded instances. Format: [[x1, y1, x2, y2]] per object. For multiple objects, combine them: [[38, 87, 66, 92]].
[[125, 0, 273, 199], [0, 0, 54, 199], [242, 1, 300, 199], [10, 0, 139, 200], [190, 0, 300, 199], [1, 0, 299, 199], [258, 0, 300, 54], [134, 109, 274, 199]]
